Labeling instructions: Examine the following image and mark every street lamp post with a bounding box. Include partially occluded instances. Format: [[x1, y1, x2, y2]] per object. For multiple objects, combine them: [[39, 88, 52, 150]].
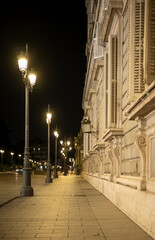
[[60, 140, 71, 176], [17, 44, 37, 197], [64, 155, 67, 176], [10, 152, 14, 168], [45, 104, 52, 183], [0, 150, 4, 165], [54, 130, 59, 178], [18, 154, 22, 165]]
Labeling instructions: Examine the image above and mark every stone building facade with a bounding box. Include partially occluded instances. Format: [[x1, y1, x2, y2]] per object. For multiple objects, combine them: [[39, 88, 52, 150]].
[[82, 0, 155, 238], [74, 130, 83, 174]]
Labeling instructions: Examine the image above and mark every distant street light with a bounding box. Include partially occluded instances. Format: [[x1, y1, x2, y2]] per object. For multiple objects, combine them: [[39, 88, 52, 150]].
[[60, 139, 71, 176], [17, 44, 37, 197], [45, 104, 52, 183], [10, 152, 14, 168], [0, 150, 4, 165], [54, 130, 59, 178], [18, 154, 22, 165]]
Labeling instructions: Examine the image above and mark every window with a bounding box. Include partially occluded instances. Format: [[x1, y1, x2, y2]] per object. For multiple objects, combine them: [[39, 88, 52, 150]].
[[144, 0, 155, 85], [96, 90, 99, 139], [134, 0, 145, 93], [104, 52, 109, 129], [93, 22, 104, 59], [109, 35, 118, 127]]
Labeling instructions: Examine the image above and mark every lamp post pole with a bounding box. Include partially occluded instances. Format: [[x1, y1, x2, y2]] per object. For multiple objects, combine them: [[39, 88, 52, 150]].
[[54, 131, 59, 178], [18, 44, 37, 197], [18, 154, 22, 165], [60, 140, 71, 176], [45, 104, 52, 183], [10, 152, 14, 168], [0, 150, 4, 165], [64, 154, 67, 176], [21, 82, 33, 196]]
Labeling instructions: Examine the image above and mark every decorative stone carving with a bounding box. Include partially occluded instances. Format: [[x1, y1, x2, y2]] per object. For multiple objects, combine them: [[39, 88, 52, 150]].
[[113, 147, 120, 177], [108, 149, 114, 181], [135, 117, 147, 190], [113, 137, 122, 178], [135, 133, 147, 190]]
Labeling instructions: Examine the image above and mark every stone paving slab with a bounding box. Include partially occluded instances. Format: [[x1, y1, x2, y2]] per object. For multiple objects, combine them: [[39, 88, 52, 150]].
[[0, 174, 154, 240]]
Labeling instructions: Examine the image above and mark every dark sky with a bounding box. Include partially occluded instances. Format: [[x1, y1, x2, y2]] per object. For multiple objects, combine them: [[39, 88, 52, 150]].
[[0, 3, 87, 146]]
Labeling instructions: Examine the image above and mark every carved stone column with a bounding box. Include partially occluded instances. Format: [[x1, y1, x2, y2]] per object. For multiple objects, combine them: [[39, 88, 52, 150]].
[[135, 117, 147, 190], [113, 137, 121, 178], [108, 146, 114, 182], [98, 149, 104, 178]]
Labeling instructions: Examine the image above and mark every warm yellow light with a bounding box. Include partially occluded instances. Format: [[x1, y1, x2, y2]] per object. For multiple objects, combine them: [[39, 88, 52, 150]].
[[10, 152, 14, 156], [28, 73, 36, 87], [67, 141, 70, 146], [18, 58, 28, 71], [46, 112, 52, 124], [18, 52, 28, 72], [47, 113, 52, 119], [54, 131, 59, 138], [60, 140, 63, 145]]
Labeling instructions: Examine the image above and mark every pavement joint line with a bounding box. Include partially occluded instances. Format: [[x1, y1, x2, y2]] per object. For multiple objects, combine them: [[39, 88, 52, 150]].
[[84, 196, 108, 240], [0, 175, 153, 240], [0, 196, 20, 208]]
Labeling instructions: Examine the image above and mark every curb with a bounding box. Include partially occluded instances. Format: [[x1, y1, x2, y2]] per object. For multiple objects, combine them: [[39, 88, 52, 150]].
[[0, 196, 20, 208]]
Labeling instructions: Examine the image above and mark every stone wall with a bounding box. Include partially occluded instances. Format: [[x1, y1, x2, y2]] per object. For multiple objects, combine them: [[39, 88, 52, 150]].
[[83, 173, 155, 239]]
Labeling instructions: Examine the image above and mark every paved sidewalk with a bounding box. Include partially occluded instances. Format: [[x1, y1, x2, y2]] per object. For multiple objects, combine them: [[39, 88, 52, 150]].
[[0, 174, 153, 240]]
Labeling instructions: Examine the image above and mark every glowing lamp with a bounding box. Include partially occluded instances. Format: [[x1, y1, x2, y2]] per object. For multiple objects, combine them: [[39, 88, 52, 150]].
[[46, 112, 52, 124], [28, 73, 37, 87], [67, 141, 70, 146], [18, 53, 28, 72], [54, 131, 59, 138]]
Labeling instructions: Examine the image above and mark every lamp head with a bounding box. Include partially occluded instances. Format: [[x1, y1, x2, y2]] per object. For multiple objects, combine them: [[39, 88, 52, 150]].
[[46, 112, 52, 124], [28, 68, 37, 87], [54, 131, 59, 138], [81, 118, 91, 133], [17, 52, 28, 72]]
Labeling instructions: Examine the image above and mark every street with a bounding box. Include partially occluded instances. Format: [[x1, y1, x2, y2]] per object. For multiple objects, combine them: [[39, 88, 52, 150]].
[[0, 174, 153, 240], [0, 173, 48, 205], [0, 173, 22, 205]]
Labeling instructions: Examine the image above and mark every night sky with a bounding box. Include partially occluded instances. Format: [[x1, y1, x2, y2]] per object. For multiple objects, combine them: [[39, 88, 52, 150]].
[[0, 3, 87, 147]]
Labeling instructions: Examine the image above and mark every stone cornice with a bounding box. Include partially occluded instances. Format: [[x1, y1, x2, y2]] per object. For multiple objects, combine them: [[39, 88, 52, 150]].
[[103, 128, 123, 142], [127, 81, 155, 120]]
